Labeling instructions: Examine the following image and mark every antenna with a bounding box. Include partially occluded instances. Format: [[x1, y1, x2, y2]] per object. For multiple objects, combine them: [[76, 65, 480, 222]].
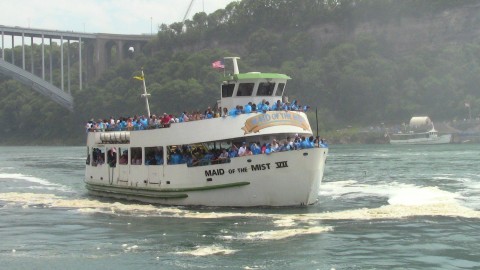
[[224, 57, 241, 74]]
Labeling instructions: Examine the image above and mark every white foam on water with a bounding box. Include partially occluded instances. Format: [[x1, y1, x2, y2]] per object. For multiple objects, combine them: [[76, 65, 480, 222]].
[[432, 176, 472, 183], [24, 186, 72, 192], [0, 192, 265, 220], [176, 211, 264, 219], [175, 245, 237, 256], [0, 172, 71, 192], [272, 218, 296, 227], [319, 182, 479, 220], [122, 244, 139, 252], [458, 180, 480, 209], [320, 179, 401, 200], [387, 185, 459, 206], [0, 192, 158, 213], [280, 191, 480, 221], [1, 189, 479, 228], [468, 182, 480, 190], [243, 266, 263, 270], [238, 226, 333, 241], [319, 180, 359, 198], [0, 173, 56, 186], [265, 204, 480, 226], [320, 179, 472, 207]]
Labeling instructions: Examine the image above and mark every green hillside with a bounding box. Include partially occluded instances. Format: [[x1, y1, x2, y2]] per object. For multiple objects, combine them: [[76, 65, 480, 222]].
[[1, 0, 479, 145]]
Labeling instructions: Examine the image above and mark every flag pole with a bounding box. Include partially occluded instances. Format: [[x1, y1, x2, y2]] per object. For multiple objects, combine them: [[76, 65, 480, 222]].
[[140, 69, 151, 118]]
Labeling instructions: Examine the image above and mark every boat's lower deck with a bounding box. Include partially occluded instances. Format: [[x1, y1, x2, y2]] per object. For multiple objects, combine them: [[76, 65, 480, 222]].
[[85, 147, 328, 206]]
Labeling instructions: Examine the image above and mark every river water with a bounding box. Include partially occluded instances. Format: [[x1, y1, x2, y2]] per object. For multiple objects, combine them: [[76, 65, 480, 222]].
[[0, 144, 479, 269]]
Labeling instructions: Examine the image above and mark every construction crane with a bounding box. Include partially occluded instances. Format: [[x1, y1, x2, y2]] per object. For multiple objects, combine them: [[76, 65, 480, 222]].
[[182, 0, 195, 24]]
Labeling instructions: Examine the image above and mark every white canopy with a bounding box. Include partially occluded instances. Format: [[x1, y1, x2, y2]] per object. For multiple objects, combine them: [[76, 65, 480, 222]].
[[409, 116, 432, 128]]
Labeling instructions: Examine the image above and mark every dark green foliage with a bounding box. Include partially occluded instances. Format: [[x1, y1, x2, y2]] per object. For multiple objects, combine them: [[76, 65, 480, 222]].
[[1, 0, 480, 144]]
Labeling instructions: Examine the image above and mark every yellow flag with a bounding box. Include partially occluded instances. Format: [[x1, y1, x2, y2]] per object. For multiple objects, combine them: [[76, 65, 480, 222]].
[[133, 75, 144, 81]]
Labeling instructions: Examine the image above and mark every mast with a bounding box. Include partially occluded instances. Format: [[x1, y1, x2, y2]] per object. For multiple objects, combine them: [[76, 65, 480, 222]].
[[140, 69, 151, 118], [224, 56, 240, 74]]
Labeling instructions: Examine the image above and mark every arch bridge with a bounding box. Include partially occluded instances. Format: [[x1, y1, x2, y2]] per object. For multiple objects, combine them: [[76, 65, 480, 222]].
[[0, 25, 153, 111]]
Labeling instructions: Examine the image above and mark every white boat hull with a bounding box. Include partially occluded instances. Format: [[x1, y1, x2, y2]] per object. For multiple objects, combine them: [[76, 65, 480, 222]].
[[85, 148, 327, 207], [390, 134, 452, 145]]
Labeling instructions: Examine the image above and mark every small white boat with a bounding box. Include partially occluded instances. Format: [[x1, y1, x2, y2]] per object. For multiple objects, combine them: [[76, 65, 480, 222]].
[[84, 57, 328, 207], [389, 116, 452, 145]]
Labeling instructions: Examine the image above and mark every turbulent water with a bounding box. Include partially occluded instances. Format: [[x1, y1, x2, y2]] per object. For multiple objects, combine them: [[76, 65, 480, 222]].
[[0, 145, 479, 269]]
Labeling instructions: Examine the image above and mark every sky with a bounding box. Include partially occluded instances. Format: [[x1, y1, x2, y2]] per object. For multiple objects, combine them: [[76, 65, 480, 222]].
[[0, 0, 235, 35]]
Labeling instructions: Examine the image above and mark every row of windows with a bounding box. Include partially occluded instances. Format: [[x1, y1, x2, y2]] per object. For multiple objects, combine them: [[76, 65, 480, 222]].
[[222, 82, 285, 98], [86, 133, 323, 169], [87, 146, 164, 167], [87, 142, 232, 168]]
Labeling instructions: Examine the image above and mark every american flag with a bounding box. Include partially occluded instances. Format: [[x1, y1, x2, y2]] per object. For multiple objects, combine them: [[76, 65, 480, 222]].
[[212, 60, 225, 69]]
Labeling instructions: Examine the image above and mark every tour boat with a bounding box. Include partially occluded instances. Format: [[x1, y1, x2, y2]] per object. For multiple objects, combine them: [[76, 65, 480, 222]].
[[389, 116, 452, 145], [84, 57, 328, 207]]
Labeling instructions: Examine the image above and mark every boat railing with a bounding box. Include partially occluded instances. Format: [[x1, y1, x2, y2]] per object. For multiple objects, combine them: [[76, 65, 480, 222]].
[[86, 107, 311, 133]]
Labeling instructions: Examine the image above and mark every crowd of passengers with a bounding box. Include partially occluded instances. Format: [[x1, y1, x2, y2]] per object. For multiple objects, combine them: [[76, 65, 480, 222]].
[[85, 99, 310, 132], [89, 135, 327, 168], [167, 135, 327, 167]]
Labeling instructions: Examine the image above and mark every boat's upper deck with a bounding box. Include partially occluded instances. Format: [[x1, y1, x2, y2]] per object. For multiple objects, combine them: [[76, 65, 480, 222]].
[[87, 110, 313, 147], [86, 57, 315, 147]]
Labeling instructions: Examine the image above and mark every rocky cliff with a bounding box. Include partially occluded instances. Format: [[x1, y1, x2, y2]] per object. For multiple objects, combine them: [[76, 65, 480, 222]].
[[309, 2, 480, 54]]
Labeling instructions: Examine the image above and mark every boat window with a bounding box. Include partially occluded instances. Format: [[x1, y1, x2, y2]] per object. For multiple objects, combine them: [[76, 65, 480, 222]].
[[205, 141, 231, 151], [92, 147, 105, 166], [166, 143, 230, 167], [167, 145, 186, 165], [145, 146, 164, 165], [131, 147, 142, 165], [119, 148, 128, 165], [221, 84, 235, 97], [275, 83, 285, 96], [107, 147, 117, 167], [257, 82, 275, 96], [236, 83, 254, 96], [86, 147, 90, 165]]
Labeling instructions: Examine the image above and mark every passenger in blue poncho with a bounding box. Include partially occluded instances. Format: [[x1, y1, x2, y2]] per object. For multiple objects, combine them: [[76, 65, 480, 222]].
[[290, 100, 299, 111], [300, 136, 313, 149], [250, 143, 261, 155], [228, 144, 239, 158], [244, 102, 252, 113], [140, 116, 148, 129], [169, 149, 183, 165], [265, 144, 273, 155], [155, 151, 164, 165], [229, 106, 239, 116]]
